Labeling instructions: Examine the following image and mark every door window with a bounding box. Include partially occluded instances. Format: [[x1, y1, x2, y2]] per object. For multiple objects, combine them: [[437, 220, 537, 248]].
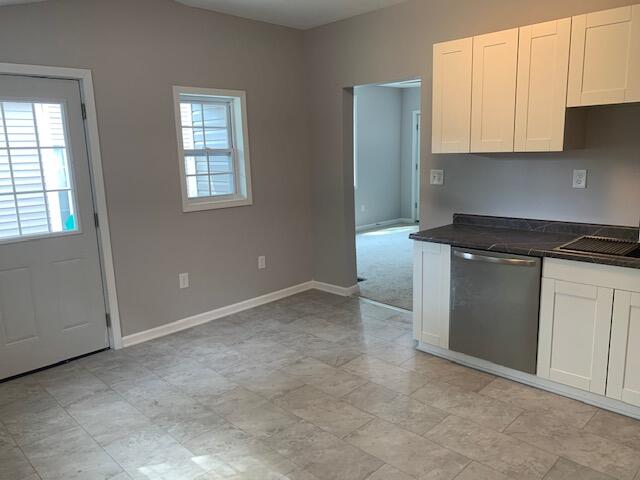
[[0, 101, 78, 241]]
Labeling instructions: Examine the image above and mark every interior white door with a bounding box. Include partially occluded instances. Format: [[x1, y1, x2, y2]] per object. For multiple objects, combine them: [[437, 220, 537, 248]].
[[607, 290, 640, 406], [0, 75, 108, 380], [470, 28, 519, 153]]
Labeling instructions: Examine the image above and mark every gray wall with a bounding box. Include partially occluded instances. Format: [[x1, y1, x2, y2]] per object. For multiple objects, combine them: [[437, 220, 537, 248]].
[[354, 85, 403, 227], [400, 87, 421, 219], [304, 0, 640, 288], [0, 0, 312, 336], [2, 0, 640, 335]]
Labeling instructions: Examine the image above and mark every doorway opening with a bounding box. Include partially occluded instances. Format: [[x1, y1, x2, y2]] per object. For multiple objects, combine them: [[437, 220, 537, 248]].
[[353, 79, 421, 311]]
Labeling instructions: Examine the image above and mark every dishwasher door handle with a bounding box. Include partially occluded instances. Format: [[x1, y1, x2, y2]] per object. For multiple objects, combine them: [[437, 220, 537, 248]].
[[453, 250, 538, 267]]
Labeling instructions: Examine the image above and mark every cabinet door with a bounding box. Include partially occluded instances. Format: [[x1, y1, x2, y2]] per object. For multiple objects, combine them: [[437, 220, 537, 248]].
[[607, 291, 640, 406], [568, 5, 640, 106], [515, 19, 571, 152], [413, 242, 450, 348], [470, 28, 519, 152], [537, 279, 613, 394], [432, 38, 473, 153]]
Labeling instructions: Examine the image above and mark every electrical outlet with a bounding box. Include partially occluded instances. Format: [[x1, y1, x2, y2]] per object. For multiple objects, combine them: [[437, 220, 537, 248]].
[[258, 256, 266, 270], [573, 169, 587, 189], [178, 273, 189, 289], [360, 205, 366, 213], [430, 169, 444, 186]]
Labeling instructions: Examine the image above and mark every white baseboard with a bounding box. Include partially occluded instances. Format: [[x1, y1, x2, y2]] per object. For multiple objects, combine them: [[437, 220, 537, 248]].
[[356, 218, 415, 232], [121, 280, 359, 348], [358, 296, 410, 313], [311, 280, 360, 297], [419, 342, 640, 420]]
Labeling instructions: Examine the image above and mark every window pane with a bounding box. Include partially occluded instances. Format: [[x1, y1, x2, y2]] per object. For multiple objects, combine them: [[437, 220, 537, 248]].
[[190, 103, 203, 127], [204, 128, 229, 149], [182, 127, 206, 149], [180, 103, 193, 127], [193, 128, 206, 149], [3, 102, 37, 148], [0, 101, 78, 241], [0, 194, 19, 239], [0, 150, 11, 194], [181, 127, 194, 149], [0, 108, 6, 149], [209, 154, 233, 173], [185, 155, 208, 176], [203, 103, 227, 127], [11, 149, 42, 193], [186, 175, 211, 198], [34, 103, 66, 147], [16, 193, 48, 235], [211, 174, 235, 196], [41, 148, 70, 190], [47, 190, 76, 233]]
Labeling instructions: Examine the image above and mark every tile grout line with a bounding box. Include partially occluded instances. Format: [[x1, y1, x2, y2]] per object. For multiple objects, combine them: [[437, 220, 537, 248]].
[[1, 411, 41, 480], [500, 424, 625, 479], [110, 349, 319, 477], [32, 364, 128, 479]]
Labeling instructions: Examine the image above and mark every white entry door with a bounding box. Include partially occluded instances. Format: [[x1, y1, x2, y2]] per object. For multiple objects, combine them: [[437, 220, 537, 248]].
[[0, 75, 108, 380]]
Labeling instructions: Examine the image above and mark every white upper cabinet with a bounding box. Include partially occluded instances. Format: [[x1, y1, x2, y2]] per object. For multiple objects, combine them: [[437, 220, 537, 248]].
[[432, 38, 473, 153], [568, 4, 640, 107], [515, 19, 571, 152], [607, 290, 640, 407], [470, 28, 519, 152]]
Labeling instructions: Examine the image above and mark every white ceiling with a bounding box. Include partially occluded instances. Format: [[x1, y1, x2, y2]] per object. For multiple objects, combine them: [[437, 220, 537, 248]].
[[175, 0, 410, 30], [0, 0, 408, 30]]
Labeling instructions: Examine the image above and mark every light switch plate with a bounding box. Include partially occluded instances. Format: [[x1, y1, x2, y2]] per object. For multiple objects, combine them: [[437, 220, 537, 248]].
[[430, 169, 444, 186], [179, 273, 189, 289], [573, 169, 587, 189], [258, 256, 266, 270]]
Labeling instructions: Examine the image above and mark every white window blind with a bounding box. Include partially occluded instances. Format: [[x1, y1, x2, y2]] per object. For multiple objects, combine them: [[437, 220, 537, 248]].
[[173, 87, 252, 212], [0, 101, 77, 241]]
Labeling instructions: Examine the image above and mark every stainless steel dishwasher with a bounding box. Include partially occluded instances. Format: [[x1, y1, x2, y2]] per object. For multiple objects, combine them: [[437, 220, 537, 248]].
[[450, 247, 542, 374]]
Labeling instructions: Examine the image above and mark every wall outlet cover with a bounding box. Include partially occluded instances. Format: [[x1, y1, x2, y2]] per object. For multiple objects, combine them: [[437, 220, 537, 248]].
[[179, 273, 189, 289], [258, 256, 266, 270], [430, 169, 444, 186], [573, 169, 587, 189]]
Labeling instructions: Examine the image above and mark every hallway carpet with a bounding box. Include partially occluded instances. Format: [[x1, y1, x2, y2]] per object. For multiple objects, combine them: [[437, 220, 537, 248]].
[[356, 223, 419, 310]]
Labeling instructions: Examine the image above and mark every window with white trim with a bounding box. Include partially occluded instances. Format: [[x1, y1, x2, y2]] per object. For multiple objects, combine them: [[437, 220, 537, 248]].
[[0, 100, 78, 241], [173, 87, 252, 212]]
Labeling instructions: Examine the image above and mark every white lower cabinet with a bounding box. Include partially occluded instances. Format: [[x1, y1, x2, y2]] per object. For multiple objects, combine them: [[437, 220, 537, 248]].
[[608, 291, 640, 407], [537, 278, 612, 395], [414, 248, 640, 409], [538, 258, 640, 402], [413, 241, 450, 348]]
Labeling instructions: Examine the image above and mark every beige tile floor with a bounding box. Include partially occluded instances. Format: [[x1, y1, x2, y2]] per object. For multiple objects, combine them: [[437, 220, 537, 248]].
[[1, 289, 640, 480]]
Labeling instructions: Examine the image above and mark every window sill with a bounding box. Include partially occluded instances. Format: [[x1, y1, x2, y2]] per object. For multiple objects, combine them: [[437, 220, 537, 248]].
[[182, 195, 253, 212]]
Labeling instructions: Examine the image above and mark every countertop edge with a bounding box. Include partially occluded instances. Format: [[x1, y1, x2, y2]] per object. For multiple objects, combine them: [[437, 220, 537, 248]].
[[410, 230, 640, 270]]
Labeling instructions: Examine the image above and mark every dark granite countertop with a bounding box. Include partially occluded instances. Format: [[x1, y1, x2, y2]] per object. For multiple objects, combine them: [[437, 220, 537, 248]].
[[410, 214, 640, 269]]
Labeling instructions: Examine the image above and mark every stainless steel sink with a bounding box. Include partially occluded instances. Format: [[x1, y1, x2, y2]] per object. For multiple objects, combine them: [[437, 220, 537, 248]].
[[557, 236, 640, 257]]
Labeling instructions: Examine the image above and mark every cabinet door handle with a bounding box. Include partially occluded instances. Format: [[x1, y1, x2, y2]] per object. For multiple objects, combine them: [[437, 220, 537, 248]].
[[453, 250, 538, 267]]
